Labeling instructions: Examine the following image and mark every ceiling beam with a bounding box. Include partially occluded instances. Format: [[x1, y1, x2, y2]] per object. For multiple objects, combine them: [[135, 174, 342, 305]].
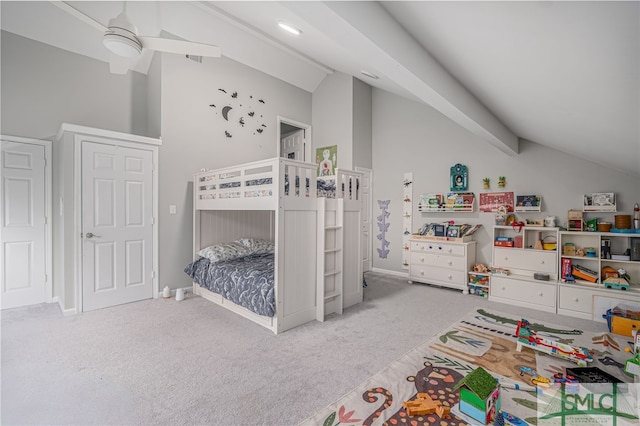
[[285, 1, 519, 156]]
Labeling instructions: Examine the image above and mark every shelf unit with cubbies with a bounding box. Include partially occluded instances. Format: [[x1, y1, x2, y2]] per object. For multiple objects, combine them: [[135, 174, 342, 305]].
[[557, 230, 640, 319], [468, 271, 490, 297], [489, 226, 559, 313]]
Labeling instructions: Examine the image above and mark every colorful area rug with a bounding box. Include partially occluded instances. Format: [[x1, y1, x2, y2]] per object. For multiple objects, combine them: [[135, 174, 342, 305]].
[[301, 308, 638, 425]]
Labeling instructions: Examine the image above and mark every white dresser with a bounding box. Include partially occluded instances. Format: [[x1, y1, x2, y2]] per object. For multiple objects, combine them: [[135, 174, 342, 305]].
[[408, 236, 476, 292]]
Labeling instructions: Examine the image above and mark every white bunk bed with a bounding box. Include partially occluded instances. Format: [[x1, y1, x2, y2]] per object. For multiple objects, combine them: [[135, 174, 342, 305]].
[[189, 157, 363, 334]]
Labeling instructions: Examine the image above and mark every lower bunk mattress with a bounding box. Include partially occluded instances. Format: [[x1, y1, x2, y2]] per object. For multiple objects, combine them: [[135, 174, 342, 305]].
[[184, 253, 275, 317]]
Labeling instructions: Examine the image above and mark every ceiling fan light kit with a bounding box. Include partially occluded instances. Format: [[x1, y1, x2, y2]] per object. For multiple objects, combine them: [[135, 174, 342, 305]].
[[103, 32, 142, 58], [103, 12, 142, 58]]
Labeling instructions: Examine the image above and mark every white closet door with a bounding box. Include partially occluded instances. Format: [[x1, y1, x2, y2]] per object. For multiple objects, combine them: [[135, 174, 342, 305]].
[[1, 141, 46, 309], [82, 141, 153, 311]]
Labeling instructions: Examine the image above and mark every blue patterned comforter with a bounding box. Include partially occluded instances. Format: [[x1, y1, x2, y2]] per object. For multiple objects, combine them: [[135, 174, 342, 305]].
[[184, 254, 275, 317]]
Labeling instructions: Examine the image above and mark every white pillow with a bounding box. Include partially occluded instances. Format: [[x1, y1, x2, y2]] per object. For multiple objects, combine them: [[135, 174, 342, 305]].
[[236, 238, 275, 255], [198, 241, 253, 263]]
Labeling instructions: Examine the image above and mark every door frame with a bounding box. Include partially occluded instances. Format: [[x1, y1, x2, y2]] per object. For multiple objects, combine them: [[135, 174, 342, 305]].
[[0, 135, 53, 304], [355, 166, 373, 273], [276, 116, 311, 163], [70, 126, 160, 313]]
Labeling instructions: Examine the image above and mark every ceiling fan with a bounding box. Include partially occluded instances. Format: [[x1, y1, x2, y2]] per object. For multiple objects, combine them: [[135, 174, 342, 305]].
[[51, 1, 221, 74]]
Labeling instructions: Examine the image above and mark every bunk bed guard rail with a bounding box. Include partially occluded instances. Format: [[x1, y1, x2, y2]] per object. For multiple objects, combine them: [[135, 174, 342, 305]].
[[194, 158, 318, 210]]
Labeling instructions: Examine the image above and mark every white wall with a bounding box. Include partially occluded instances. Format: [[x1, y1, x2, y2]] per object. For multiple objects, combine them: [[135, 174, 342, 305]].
[[372, 88, 640, 272], [158, 53, 312, 288]]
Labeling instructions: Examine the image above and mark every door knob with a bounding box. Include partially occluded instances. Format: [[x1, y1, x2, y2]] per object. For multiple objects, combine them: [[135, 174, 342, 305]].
[[86, 232, 101, 239]]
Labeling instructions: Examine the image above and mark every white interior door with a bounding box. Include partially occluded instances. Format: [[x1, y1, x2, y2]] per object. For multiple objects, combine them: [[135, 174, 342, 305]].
[[82, 141, 153, 311], [356, 167, 372, 273], [1, 140, 47, 309], [281, 129, 306, 161]]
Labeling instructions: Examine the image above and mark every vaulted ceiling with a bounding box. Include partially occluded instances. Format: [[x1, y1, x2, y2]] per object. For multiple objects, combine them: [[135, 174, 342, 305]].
[[2, 1, 638, 177]]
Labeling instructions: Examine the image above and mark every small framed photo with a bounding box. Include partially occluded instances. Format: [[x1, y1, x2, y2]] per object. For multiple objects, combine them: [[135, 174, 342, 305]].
[[447, 225, 460, 238]]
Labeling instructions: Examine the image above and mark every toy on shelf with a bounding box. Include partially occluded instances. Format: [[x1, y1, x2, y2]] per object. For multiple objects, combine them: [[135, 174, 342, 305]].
[[402, 393, 451, 418], [515, 319, 593, 367], [452, 367, 501, 425], [473, 263, 490, 273], [568, 210, 583, 231]]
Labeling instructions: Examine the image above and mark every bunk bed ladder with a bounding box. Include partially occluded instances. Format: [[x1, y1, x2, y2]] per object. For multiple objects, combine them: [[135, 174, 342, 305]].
[[316, 197, 344, 321]]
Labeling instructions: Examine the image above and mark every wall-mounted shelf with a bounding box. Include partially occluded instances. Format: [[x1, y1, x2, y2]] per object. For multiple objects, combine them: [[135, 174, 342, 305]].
[[418, 192, 475, 213], [515, 195, 542, 213], [583, 192, 616, 212]]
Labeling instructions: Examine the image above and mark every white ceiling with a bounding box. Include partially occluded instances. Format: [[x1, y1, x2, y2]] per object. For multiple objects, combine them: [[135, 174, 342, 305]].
[[2, 1, 638, 177]]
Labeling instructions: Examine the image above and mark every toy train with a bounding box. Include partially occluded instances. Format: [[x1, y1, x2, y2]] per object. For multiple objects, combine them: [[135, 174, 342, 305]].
[[515, 319, 593, 367]]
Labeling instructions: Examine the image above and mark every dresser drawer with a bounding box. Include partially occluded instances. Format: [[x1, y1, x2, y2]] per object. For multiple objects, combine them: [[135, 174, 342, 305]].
[[410, 241, 465, 256], [410, 264, 467, 286], [493, 247, 556, 274], [558, 286, 593, 315], [411, 252, 466, 271], [490, 276, 555, 308]]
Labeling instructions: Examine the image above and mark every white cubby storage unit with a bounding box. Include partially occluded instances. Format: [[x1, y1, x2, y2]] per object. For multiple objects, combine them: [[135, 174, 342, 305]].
[[489, 226, 559, 313], [557, 231, 640, 320]]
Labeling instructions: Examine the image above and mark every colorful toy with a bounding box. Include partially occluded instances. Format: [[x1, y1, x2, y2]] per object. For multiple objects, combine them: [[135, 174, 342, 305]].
[[402, 393, 451, 418], [452, 367, 500, 425], [518, 366, 551, 387], [604, 277, 630, 290], [624, 331, 640, 377], [515, 319, 593, 367], [473, 263, 490, 273]]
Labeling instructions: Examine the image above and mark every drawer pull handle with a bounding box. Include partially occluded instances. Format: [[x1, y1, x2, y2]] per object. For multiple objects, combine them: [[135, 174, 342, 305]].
[[502, 286, 506, 290], [448, 261, 453, 266], [428, 245, 433, 250], [420, 271, 424, 276], [541, 261, 545, 264], [448, 274, 452, 279], [574, 298, 579, 302], [539, 292, 543, 297], [504, 257, 508, 261], [420, 258, 425, 263], [438, 246, 443, 250], [447, 249, 452, 253]]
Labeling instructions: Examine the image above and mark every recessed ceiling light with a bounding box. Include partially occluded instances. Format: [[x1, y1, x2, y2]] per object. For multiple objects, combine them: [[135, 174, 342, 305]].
[[361, 71, 379, 80], [278, 22, 302, 36]]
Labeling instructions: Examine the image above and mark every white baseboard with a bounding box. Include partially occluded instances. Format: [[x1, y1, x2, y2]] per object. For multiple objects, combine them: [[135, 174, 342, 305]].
[[370, 267, 409, 278], [57, 299, 77, 315]]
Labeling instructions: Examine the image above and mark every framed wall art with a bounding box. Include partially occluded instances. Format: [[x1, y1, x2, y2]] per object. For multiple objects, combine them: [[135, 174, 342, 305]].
[[450, 163, 468, 192]]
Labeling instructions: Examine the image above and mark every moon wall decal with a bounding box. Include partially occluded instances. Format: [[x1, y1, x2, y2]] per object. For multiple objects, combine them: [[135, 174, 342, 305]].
[[221, 106, 232, 121]]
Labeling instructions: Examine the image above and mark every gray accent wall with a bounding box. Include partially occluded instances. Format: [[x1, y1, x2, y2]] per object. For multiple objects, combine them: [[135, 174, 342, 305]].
[[0, 31, 148, 139], [158, 53, 312, 288], [353, 78, 372, 170], [372, 88, 640, 273], [312, 72, 354, 169]]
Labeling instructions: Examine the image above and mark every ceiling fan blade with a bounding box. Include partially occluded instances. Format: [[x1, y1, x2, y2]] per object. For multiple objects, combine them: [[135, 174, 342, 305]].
[[138, 36, 221, 58], [50, 1, 107, 32], [109, 53, 131, 75]]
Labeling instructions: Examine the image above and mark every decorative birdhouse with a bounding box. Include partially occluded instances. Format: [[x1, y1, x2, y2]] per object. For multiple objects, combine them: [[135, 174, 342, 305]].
[[453, 367, 501, 425]]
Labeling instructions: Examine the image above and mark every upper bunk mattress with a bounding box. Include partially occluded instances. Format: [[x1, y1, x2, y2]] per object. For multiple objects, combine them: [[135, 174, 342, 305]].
[[184, 253, 275, 317]]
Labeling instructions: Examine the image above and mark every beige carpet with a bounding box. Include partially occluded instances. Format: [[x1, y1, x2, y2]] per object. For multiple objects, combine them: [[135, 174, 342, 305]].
[[301, 307, 638, 426]]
